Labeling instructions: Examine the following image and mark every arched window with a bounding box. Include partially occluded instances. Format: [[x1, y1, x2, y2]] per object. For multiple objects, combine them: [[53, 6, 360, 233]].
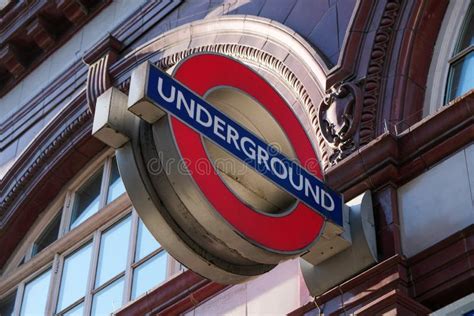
[[0, 150, 183, 315], [424, 1, 474, 114], [445, 4, 474, 102]]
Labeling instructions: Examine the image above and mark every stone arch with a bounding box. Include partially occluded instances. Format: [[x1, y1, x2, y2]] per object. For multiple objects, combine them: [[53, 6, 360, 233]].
[[113, 15, 333, 169]]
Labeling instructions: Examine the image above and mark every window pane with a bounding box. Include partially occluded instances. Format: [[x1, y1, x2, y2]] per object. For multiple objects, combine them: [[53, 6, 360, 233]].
[[95, 216, 131, 287], [63, 303, 84, 316], [0, 291, 16, 316], [70, 168, 103, 229], [132, 252, 167, 299], [32, 212, 61, 256], [107, 158, 126, 203], [458, 6, 474, 52], [91, 277, 124, 316], [20, 269, 51, 316], [57, 243, 92, 312], [135, 219, 160, 262], [447, 51, 474, 101]]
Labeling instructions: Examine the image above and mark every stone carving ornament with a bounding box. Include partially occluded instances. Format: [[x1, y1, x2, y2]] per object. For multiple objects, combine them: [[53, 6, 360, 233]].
[[318, 81, 363, 165]]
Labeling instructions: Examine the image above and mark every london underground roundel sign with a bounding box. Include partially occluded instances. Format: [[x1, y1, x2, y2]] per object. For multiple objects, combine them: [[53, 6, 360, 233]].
[[110, 53, 345, 283]]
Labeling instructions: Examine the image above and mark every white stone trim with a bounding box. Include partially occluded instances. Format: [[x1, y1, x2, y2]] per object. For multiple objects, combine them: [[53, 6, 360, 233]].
[[126, 15, 332, 167], [131, 15, 329, 89]]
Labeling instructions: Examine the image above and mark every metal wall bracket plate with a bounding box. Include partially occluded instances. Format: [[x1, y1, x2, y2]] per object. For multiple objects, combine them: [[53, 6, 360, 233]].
[[300, 190, 378, 296], [92, 87, 134, 148], [127, 62, 165, 124]]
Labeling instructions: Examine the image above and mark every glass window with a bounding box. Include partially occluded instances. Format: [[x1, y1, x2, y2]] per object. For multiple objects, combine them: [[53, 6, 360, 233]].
[[458, 7, 474, 51], [135, 220, 160, 262], [91, 278, 124, 316], [63, 303, 84, 316], [20, 269, 51, 316], [1, 208, 173, 316], [447, 51, 474, 101], [107, 157, 126, 203], [32, 212, 61, 257], [70, 167, 103, 229], [0, 291, 16, 316], [446, 5, 474, 102], [57, 243, 93, 313], [0, 154, 180, 316], [95, 216, 131, 287], [132, 251, 167, 299]]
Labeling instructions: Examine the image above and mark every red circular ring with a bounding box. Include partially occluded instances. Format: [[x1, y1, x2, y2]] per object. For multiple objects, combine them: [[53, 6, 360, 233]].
[[171, 54, 324, 252]]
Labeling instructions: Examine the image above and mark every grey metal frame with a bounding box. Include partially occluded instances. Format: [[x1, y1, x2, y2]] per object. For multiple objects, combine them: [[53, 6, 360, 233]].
[[54, 210, 170, 316]]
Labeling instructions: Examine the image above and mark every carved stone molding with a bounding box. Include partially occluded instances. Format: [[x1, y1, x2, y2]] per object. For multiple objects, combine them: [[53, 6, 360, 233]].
[[318, 81, 363, 165], [84, 35, 123, 113], [0, 43, 26, 78], [56, 0, 89, 25], [0, 0, 111, 97], [26, 17, 57, 51], [0, 109, 92, 222], [86, 54, 111, 113], [360, 0, 401, 145]]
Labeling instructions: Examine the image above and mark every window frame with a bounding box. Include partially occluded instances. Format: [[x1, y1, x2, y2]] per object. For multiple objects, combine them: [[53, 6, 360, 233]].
[[14, 262, 55, 316], [423, 0, 472, 115], [0, 287, 18, 316], [0, 149, 182, 316], [31, 212, 62, 258], [2, 149, 114, 275], [62, 152, 113, 233], [53, 210, 172, 316], [444, 4, 474, 103]]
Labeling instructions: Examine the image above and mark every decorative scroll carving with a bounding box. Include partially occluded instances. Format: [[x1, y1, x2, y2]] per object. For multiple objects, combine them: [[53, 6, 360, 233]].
[[318, 82, 363, 165], [86, 54, 112, 113], [84, 35, 123, 113], [360, 0, 401, 145]]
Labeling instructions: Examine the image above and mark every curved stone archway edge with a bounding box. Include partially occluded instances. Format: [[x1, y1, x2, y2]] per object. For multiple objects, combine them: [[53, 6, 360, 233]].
[[108, 16, 333, 169]]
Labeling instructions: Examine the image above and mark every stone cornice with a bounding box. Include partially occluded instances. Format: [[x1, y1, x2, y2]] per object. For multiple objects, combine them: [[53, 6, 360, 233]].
[[290, 224, 474, 314], [408, 224, 474, 309], [0, 0, 181, 149], [0, 0, 111, 97]]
